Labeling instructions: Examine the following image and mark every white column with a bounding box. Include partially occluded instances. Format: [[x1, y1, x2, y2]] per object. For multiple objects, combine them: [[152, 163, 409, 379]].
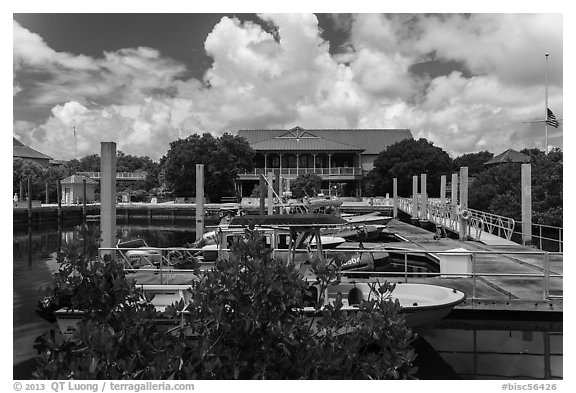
[[100, 142, 117, 253], [296, 153, 300, 173], [267, 172, 274, 215], [440, 175, 446, 206], [421, 173, 427, 221], [313, 153, 317, 171], [459, 167, 468, 240], [196, 164, 204, 240], [393, 177, 398, 218], [521, 164, 532, 245], [412, 175, 418, 220], [451, 173, 458, 221]]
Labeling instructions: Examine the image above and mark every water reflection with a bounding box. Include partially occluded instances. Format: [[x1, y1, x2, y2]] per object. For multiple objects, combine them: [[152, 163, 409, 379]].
[[422, 319, 563, 379], [13, 222, 563, 380]]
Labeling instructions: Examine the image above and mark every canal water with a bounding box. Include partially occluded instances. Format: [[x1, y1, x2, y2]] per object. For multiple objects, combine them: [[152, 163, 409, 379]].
[[13, 220, 563, 380]]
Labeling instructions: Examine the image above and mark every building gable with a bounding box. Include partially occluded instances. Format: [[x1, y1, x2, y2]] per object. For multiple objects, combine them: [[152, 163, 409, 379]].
[[237, 127, 412, 155]]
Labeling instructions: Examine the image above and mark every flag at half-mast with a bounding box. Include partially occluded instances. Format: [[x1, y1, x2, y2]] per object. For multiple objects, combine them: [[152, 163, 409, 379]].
[[546, 108, 559, 128]]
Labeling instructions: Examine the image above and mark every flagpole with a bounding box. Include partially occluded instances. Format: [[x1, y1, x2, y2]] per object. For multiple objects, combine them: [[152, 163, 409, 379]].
[[545, 53, 549, 154]]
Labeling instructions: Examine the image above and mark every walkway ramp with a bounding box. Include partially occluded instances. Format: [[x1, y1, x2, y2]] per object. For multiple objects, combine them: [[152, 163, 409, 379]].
[[476, 231, 518, 246]]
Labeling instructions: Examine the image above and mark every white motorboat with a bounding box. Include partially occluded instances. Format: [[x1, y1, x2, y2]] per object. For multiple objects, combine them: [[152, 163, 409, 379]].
[[310, 282, 466, 328]]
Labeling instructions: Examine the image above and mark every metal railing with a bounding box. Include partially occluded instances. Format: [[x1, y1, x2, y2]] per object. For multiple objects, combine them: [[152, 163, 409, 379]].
[[77, 171, 147, 180], [512, 222, 563, 252], [398, 197, 563, 252], [239, 167, 363, 177], [468, 208, 515, 240], [99, 246, 563, 303], [398, 197, 516, 242]]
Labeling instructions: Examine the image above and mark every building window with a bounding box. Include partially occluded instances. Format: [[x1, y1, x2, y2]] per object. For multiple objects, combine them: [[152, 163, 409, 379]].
[[271, 155, 279, 168]]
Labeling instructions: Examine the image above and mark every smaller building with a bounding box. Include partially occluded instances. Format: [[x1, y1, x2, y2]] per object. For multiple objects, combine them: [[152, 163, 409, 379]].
[[484, 149, 530, 165], [60, 175, 98, 205]]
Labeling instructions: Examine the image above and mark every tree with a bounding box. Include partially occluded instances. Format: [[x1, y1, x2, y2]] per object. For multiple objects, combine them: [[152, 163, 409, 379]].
[[161, 133, 255, 202], [13, 159, 46, 200], [73, 154, 101, 172], [290, 173, 323, 199], [66, 152, 161, 192], [34, 227, 417, 379], [368, 138, 453, 197], [452, 151, 494, 175], [468, 148, 562, 226]]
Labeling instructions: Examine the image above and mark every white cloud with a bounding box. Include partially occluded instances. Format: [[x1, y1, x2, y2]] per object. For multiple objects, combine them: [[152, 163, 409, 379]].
[[13, 14, 562, 161]]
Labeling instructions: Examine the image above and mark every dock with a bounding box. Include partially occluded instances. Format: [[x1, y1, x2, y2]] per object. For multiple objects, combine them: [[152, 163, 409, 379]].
[[363, 220, 562, 312], [124, 217, 562, 314]]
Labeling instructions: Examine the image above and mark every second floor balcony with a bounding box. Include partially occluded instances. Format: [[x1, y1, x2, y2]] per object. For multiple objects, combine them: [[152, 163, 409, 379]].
[[238, 166, 363, 180], [76, 171, 148, 181]]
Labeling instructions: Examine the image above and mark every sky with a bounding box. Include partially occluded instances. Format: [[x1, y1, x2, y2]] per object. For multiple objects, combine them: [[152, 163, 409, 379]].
[[12, 12, 564, 161]]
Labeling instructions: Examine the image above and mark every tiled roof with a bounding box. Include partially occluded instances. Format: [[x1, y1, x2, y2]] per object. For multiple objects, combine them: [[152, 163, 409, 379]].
[[251, 137, 364, 151], [13, 138, 53, 161], [484, 149, 530, 165], [237, 127, 413, 155], [61, 175, 99, 185]]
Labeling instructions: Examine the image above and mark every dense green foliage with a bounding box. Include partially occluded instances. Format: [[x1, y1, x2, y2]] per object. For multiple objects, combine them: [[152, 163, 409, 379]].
[[34, 227, 417, 379], [290, 173, 323, 198], [368, 138, 453, 197], [13, 159, 69, 201], [13, 151, 161, 202], [160, 133, 254, 202], [66, 151, 161, 193], [468, 148, 563, 226], [452, 151, 494, 176]]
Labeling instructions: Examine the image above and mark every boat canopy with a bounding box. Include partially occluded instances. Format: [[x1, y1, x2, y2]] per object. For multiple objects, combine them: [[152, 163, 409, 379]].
[[227, 214, 347, 228]]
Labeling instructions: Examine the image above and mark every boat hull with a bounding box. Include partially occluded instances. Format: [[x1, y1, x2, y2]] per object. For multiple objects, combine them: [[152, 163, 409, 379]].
[[320, 282, 466, 328]]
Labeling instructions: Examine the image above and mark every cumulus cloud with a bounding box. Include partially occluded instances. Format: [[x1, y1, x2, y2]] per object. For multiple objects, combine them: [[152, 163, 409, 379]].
[[13, 14, 562, 161]]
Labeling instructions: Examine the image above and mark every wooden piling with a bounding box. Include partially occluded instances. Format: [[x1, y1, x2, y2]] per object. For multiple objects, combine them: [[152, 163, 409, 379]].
[[521, 163, 532, 245], [259, 174, 266, 215], [57, 179, 62, 221], [20, 180, 25, 203], [100, 142, 117, 253], [393, 177, 398, 218], [459, 167, 468, 240], [27, 178, 32, 222], [451, 173, 458, 222], [267, 172, 274, 215], [440, 175, 446, 206], [274, 172, 280, 196], [420, 174, 427, 221], [411, 175, 418, 220], [196, 164, 204, 240], [82, 179, 87, 220]]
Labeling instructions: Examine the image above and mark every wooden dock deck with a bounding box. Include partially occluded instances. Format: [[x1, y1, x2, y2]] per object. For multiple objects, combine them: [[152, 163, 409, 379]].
[[127, 218, 562, 314], [372, 220, 563, 312]]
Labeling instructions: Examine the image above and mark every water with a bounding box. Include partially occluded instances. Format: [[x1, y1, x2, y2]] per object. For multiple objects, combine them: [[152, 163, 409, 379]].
[[13, 221, 562, 379]]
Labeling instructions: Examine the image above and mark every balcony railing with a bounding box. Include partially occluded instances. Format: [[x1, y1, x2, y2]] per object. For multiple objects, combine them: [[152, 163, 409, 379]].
[[77, 171, 147, 181], [239, 167, 363, 177]]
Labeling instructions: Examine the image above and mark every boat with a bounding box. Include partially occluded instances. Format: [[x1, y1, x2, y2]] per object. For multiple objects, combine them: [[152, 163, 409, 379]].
[[197, 213, 349, 265], [322, 223, 387, 242], [116, 238, 162, 269], [189, 203, 243, 249], [344, 212, 393, 226], [55, 281, 465, 336], [305, 282, 466, 328], [55, 215, 465, 337], [54, 284, 194, 337]]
